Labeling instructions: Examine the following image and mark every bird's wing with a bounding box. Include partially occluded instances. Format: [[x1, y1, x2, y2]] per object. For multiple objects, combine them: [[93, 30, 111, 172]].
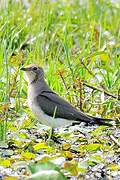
[[35, 91, 92, 123]]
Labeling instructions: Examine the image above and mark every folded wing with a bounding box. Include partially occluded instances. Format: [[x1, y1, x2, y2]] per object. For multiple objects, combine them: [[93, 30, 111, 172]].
[[35, 91, 94, 123]]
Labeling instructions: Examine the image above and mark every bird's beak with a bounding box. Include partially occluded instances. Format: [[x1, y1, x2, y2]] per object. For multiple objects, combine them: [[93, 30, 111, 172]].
[[20, 67, 31, 71], [20, 67, 26, 71]]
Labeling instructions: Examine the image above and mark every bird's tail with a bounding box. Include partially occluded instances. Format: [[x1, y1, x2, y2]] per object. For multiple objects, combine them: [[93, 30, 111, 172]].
[[88, 116, 115, 126]]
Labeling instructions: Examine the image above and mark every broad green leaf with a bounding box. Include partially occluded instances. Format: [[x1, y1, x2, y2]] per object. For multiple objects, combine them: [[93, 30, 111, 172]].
[[88, 155, 103, 163], [26, 170, 66, 180], [79, 143, 102, 152], [28, 161, 61, 174], [28, 161, 66, 180]]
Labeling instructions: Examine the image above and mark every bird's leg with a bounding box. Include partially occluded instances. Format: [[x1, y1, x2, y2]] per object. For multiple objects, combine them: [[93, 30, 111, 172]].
[[46, 128, 62, 144]]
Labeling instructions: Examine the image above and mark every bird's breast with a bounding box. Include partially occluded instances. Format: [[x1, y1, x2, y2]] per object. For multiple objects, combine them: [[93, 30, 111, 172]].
[[28, 94, 43, 117]]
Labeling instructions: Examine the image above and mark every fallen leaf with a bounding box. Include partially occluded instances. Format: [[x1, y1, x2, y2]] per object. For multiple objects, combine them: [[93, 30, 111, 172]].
[[33, 142, 48, 151], [62, 143, 71, 150]]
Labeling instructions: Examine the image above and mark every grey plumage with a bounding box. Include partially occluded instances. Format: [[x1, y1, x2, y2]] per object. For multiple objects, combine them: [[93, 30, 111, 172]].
[[21, 64, 113, 127], [35, 91, 93, 122]]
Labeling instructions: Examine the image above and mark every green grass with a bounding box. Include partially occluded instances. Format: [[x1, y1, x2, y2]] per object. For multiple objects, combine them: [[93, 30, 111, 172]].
[[0, 0, 119, 114], [0, 0, 120, 178]]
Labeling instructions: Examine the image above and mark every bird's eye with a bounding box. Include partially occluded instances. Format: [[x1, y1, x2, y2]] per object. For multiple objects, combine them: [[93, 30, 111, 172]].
[[33, 67, 37, 71]]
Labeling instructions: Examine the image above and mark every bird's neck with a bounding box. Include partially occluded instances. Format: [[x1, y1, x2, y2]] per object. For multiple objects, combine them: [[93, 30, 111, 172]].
[[28, 77, 50, 98], [29, 74, 44, 85]]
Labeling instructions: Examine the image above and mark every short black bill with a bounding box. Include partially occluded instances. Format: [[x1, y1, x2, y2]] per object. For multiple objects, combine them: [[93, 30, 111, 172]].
[[20, 67, 31, 71]]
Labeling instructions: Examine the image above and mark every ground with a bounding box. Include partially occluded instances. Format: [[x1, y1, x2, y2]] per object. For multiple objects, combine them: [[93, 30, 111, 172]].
[[0, 0, 120, 179]]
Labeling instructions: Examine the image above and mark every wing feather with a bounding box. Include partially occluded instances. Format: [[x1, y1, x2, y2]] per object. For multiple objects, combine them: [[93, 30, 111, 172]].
[[35, 91, 92, 123]]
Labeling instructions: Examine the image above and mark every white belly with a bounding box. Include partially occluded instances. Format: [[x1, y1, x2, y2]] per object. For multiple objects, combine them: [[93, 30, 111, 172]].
[[28, 98, 75, 128]]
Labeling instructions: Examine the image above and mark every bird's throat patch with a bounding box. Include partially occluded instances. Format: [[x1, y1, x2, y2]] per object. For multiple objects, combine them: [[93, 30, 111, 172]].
[[30, 74, 39, 84]]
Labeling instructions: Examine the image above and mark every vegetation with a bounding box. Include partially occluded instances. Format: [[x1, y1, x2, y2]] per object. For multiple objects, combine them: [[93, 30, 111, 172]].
[[0, 0, 120, 179]]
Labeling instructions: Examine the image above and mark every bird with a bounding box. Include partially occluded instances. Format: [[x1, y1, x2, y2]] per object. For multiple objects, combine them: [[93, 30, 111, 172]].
[[20, 64, 113, 128]]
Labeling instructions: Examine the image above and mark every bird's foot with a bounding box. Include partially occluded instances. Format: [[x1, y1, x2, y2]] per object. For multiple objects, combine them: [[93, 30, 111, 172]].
[[45, 128, 62, 144]]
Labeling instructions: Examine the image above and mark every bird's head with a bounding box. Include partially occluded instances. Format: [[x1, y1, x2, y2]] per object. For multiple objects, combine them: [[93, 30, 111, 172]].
[[20, 64, 44, 84]]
